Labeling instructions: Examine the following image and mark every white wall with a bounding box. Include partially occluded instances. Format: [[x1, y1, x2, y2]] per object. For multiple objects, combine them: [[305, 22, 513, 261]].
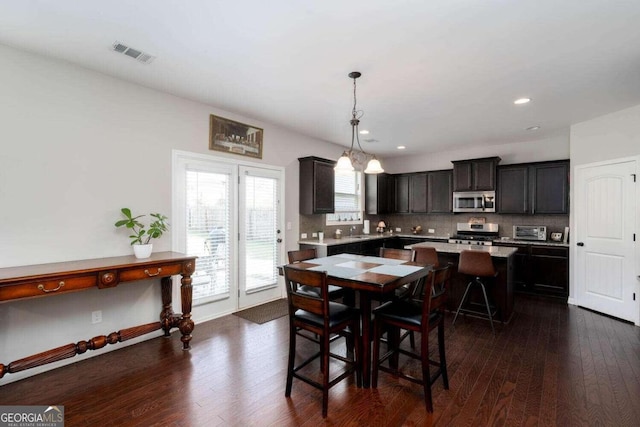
[[382, 134, 570, 173], [570, 103, 640, 167], [568, 103, 640, 307], [0, 44, 344, 383]]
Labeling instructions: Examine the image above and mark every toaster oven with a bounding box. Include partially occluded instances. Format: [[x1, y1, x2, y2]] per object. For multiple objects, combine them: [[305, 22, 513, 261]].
[[513, 225, 547, 241]]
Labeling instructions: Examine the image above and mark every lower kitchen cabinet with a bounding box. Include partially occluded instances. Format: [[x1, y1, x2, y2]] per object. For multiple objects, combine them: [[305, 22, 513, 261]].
[[494, 242, 569, 298]]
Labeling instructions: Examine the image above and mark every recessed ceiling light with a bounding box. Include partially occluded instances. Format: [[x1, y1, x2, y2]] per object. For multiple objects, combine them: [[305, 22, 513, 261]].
[[526, 125, 541, 131], [359, 129, 370, 135], [514, 98, 531, 105], [397, 145, 406, 150]]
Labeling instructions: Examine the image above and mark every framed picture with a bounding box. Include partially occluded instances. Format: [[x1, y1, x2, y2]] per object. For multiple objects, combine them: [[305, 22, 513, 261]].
[[209, 114, 263, 159]]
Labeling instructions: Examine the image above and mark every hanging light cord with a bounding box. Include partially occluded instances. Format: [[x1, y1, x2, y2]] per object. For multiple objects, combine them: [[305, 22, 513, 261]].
[[350, 74, 368, 157]]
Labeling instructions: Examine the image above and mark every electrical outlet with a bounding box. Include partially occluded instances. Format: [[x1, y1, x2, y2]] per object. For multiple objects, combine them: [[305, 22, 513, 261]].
[[428, 228, 435, 234], [286, 222, 292, 230], [301, 233, 307, 239], [91, 310, 102, 324], [312, 232, 317, 237], [395, 227, 401, 232]]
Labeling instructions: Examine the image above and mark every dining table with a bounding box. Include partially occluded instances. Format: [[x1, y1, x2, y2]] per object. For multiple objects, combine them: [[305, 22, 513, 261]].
[[284, 253, 432, 388]]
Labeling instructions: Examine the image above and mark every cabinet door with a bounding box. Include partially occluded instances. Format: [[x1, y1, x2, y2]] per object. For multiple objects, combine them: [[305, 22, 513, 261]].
[[453, 162, 473, 191], [299, 157, 335, 214], [409, 173, 428, 213], [365, 173, 388, 215], [473, 158, 498, 190], [313, 160, 335, 213], [427, 170, 453, 213], [497, 165, 529, 214], [532, 161, 569, 214], [530, 246, 568, 296], [394, 174, 410, 213]]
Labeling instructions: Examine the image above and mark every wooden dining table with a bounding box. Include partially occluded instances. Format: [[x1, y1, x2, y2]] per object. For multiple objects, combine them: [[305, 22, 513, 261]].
[[284, 253, 432, 388]]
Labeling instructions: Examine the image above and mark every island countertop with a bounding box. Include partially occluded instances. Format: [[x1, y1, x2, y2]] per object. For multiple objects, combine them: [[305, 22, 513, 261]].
[[406, 241, 518, 258], [297, 233, 450, 247]]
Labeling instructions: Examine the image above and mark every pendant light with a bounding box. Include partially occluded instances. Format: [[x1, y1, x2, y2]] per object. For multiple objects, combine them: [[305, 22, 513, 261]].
[[334, 71, 384, 174]]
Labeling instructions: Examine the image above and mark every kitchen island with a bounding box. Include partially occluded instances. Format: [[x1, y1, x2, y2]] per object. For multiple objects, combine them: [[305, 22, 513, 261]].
[[407, 242, 517, 324]]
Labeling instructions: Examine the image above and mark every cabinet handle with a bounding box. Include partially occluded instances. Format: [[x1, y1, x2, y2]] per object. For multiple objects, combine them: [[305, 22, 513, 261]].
[[144, 268, 162, 277], [577, 242, 584, 246], [38, 281, 65, 293]]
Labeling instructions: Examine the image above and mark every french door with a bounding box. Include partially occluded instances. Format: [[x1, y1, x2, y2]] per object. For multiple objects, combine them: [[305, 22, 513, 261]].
[[172, 151, 284, 322]]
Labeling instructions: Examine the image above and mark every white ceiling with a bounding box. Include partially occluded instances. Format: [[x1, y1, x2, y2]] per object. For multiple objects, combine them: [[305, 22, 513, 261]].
[[2, 0, 640, 158]]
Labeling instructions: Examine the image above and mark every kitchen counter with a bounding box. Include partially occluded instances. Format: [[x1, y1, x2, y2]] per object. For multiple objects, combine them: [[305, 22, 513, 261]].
[[297, 233, 449, 247], [407, 241, 518, 258], [493, 239, 569, 247]]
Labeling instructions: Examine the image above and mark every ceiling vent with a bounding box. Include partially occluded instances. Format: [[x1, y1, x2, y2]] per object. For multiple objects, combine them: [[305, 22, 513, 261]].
[[111, 41, 155, 64]]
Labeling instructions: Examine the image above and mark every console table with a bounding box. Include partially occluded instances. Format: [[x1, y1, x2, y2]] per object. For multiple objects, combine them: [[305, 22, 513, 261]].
[[0, 251, 196, 380]]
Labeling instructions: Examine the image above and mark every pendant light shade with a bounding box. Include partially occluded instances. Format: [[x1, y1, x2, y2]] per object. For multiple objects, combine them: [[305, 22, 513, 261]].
[[364, 157, 384, 174], [335, 151, 355, 173]]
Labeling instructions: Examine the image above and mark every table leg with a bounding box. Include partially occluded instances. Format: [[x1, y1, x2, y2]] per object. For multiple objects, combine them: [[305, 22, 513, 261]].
[[360, 292, 372, 388], [160, 277, 175, 336], [179, 272, 194, 350]]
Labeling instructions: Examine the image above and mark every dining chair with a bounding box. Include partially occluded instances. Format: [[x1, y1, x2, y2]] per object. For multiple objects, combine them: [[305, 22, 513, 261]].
[[283, 266, 362, 418], [452, 250, 498, 334], [377, 247, 415, 300], [287, 249, 344, 301], [371, 265, 452, 412]]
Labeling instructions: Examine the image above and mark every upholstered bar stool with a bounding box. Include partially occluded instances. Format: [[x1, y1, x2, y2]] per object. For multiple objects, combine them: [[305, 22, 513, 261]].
[[452, 250, 498, 334]]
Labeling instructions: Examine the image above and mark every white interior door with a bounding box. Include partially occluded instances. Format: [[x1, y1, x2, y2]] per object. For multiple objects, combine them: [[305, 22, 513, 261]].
[[575, 158, 638, 323], [238, 166, 284, 309]]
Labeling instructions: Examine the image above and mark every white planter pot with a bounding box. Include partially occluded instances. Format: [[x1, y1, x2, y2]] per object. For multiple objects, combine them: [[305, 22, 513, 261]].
[[133, 243, 153, 259]]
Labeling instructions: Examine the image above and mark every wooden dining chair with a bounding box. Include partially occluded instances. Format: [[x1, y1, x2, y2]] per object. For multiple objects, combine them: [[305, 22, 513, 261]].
[[287, 249, 344, 301], [377, 247, 415, 300], [283, 266, 362, 418], [372, 265, 452, 412]]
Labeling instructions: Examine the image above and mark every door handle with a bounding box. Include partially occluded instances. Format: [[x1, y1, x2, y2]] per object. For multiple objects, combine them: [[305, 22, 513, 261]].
[[577, 242, 584, 246]]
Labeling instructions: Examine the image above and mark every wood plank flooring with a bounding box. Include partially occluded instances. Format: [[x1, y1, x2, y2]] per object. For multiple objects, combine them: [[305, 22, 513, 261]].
[[1, 295, 639, 426]]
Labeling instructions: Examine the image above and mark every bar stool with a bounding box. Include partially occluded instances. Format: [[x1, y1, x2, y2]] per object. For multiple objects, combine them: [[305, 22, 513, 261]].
[[452, 250, 498, 334]]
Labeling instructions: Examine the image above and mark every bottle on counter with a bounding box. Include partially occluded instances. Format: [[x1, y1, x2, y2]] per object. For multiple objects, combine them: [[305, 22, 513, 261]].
[[335, 229, 342, 239]]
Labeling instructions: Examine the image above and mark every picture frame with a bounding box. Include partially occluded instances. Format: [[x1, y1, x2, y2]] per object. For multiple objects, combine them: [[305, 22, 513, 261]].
[[209, 114, 263, 159]]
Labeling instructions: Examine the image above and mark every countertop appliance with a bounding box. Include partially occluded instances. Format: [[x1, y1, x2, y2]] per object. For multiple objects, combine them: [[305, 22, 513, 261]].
[[513, 225, 547, 241], [452, 191, 496, 213], [448, 223, 499, 246]]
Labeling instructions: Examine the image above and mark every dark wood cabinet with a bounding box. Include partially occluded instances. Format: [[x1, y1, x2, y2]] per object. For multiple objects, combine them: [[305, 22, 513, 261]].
[[452, 157, 500, 191], [532, 161, 569, 214], [427, 169, 453, 213], [409, 173, 428, 213], [298, 156, 335, 215], [497, 160, 569, 214], [326, 239, 385, 256], [394, 174, 410, 213], [530, 246, 569, 297], [393, 173, 428, 213], [493, 242, 569, 298], [497, 165, 529, 214], [365, 173, 393, 215]]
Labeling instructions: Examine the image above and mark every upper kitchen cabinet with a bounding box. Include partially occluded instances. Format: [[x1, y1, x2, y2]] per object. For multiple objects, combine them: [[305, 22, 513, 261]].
[[394, 173, 427, 213], [427, 169, 453, 213], [497, 160, 569, 214], [298, 156, 335, 214], [452, 156, 501, 191], [365, 173, 394, 215]]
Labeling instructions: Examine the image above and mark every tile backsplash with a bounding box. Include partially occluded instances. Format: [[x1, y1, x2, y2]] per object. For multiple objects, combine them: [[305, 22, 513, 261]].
[[299, 213, 569, 240]]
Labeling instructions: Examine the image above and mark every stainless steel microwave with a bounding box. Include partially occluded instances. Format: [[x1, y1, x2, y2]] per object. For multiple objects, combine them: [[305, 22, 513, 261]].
[[452, 191, 496, 213], [513, 225, 547, 241]]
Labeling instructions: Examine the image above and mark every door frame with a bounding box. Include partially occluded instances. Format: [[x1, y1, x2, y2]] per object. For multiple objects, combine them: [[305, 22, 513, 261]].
[[571, 155, 640, 326], [171, 150, 286, 324]]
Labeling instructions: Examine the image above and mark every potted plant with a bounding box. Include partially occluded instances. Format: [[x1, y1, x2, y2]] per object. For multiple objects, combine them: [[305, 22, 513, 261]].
[[115, 208, 169, 259]]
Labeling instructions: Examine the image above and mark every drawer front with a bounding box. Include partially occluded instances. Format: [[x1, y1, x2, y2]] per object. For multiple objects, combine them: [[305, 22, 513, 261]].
[[531, 246, 568, 258], [0, 275, 97, 301], [119, 263, 183, 282]]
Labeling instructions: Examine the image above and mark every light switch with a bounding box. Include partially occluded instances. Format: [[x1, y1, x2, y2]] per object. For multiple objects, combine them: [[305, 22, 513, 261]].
[[301, 233, 307, 239]]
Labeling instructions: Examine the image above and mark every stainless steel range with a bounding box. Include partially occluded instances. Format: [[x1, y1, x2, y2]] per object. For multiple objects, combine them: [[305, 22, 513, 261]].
[[448, 223, 499, 246]]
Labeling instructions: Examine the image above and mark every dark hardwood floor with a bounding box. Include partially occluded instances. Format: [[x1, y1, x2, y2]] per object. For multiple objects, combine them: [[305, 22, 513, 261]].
[[1, 295, 639, 426]]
